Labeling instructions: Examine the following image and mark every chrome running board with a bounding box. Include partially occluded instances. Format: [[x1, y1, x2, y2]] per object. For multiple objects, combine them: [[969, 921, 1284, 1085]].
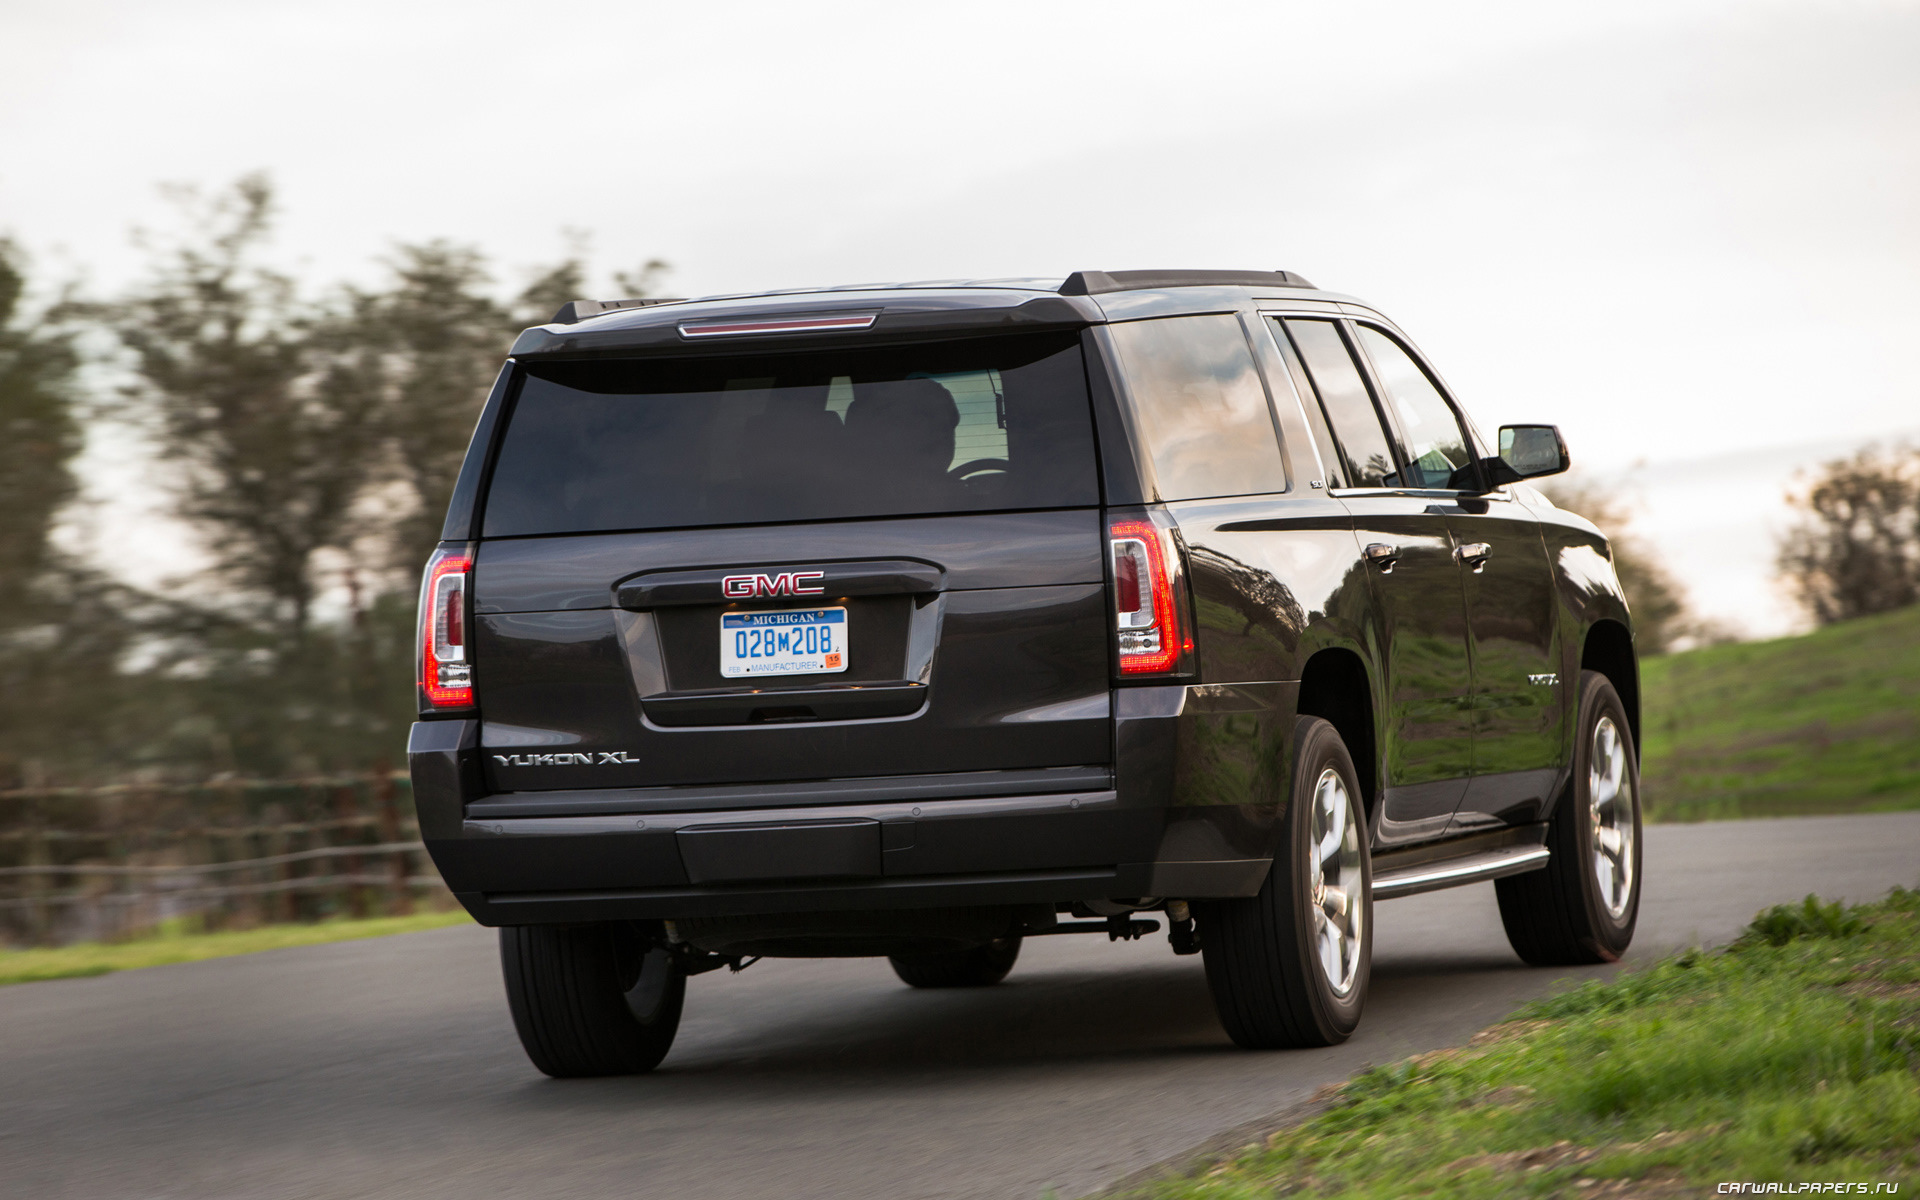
[[1373, 844, 1552, 899]]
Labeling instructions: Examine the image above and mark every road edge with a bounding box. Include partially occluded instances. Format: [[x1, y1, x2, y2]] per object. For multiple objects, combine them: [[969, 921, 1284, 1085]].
[[1075, 1085, 1345, 1200]]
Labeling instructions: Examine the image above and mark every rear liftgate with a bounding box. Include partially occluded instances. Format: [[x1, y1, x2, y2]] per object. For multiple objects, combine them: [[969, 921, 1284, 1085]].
[[440, 324, 1156, 915]]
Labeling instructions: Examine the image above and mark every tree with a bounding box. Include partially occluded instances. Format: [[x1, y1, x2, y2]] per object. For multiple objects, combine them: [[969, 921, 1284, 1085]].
[[1777, 444, 1920, 625], [111, 175, 382, 632], [337, 243, 671, 566], [329, 241, 512, 564], [0, 241, 142, 786], [9, 175, 674, 781], [0, 239, 81, 613], [88, 175, 411, 777], [1539, 479, 1693, 655], [85, 176, 674, 778], [512, 254, 590, 332]]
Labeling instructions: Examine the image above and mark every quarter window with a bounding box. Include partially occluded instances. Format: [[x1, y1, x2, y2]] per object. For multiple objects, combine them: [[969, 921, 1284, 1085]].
[[1106, 314, 1289, 501], [1354, 326, 1476, 491]]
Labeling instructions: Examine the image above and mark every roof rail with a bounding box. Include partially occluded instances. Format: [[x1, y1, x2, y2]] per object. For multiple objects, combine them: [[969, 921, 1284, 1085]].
[[550, 297, 688, 325], [1058, 269, 1314, 296]]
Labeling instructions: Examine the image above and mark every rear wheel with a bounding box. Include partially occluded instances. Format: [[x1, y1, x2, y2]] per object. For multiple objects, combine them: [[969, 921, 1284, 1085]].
[[1496, 670, 1642, 965], [889, 935, 1022, 988], [1196, 717, 1372, 1049], [500, 923, 685, 1077]]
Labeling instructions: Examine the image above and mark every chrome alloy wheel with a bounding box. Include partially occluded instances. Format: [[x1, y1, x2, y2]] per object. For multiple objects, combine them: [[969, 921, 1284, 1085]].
[[1307, 767, 1365, 996], [1588, 715, 1637, 919]]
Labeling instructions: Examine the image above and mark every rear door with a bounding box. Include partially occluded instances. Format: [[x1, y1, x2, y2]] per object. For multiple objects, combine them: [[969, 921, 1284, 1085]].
[[1278, 318, 1475, 846], [470, 331, 1112, 794]]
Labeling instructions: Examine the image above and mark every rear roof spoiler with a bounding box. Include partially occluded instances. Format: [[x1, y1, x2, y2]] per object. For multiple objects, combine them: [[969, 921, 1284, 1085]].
[[1059, 269, 1314, 295], [513, 293, 1100, 358]]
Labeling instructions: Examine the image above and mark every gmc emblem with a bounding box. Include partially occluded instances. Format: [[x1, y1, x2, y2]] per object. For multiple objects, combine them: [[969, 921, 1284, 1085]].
[[721, 570, 827, 599]]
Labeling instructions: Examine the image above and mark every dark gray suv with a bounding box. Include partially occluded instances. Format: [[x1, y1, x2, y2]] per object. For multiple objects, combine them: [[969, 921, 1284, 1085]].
[[409, 269, 1643, 1076]]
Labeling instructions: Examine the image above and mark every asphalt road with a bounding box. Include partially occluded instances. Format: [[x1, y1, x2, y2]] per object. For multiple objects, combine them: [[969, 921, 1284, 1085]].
[[5, 812, 1917, 1200]]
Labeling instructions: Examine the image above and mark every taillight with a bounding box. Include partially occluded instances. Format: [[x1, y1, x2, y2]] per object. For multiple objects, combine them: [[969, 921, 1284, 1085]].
[[419, 546, 473, 709], [1109, 515, 1193, 676]]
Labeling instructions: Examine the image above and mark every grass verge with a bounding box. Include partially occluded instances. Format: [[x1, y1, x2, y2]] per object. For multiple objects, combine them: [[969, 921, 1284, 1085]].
[[1639, 603, 1920, 820], [0, 909, 474, 987], [1115, 889, 1920, 1198]]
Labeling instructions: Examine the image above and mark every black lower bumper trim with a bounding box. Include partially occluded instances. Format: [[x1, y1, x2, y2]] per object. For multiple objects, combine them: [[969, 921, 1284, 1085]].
[[458, 866, 1154, 925]]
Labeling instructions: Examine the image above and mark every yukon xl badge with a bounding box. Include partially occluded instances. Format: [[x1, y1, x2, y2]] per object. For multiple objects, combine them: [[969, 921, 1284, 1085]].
[[493, 751, 640, 767], [721, 570, 826, 599]]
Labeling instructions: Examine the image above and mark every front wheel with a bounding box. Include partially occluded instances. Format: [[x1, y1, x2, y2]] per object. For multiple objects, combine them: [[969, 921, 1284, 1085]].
[[500, 923, 685, 1077], [1496, 670, 1642, 965], [1196, 716, 1372, 1049]]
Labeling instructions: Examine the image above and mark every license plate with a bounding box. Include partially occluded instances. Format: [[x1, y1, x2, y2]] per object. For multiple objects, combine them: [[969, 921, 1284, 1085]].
[[720, 608, 848, 677]]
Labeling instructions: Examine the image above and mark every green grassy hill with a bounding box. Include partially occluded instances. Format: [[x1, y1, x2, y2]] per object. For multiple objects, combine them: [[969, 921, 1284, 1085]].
[[1639, 603, 1920, 820]]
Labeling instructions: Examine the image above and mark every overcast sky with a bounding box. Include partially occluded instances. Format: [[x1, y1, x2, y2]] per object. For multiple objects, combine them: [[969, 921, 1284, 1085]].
[[5, 0, 1917, 634]]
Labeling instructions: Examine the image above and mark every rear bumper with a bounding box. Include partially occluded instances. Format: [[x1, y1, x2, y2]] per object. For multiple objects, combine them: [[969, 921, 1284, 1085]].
[[440, 789, 1158, 922], [409, 687, 1289, 925]]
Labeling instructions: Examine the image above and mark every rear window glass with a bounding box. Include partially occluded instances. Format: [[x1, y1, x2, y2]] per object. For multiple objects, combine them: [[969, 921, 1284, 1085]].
[[1106, 314, 1288, 501], [483, 334, 1098, 536]]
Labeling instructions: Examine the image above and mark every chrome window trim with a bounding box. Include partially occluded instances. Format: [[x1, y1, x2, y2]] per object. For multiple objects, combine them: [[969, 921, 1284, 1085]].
[[1264, 313, 1409, 490], [1329, 486, 1514, 502], [1250, 311, 1327, 489]]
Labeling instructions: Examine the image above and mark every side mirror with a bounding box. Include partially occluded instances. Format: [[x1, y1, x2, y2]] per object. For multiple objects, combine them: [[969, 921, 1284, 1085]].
[[1481, 424, 1570, 486]]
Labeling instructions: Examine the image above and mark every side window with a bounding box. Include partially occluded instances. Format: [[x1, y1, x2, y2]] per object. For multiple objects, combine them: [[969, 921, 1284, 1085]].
[[1281, 319, 1400, 488], [1107, 314, 1288, 500], [1354, 326, 1476, 491], [1267, 320, 1345, 488]]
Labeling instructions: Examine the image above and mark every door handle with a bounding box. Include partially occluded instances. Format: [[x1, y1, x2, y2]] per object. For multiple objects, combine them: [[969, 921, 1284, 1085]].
[[1363, 543, 1399, 574], [1455, 542, 1493, 572]]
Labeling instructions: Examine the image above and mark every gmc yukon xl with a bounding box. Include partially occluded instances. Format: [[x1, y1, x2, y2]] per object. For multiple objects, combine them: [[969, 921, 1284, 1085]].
[[408, 269, 1643, 1076]]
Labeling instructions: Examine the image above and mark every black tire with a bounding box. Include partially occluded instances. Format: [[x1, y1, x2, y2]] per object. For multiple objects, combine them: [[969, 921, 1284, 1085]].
[[1195, 717, 1372, 1049], [499, 923, 685, 1078], [1496, 670, 1643, 966], [888, 935, 1022, 988]]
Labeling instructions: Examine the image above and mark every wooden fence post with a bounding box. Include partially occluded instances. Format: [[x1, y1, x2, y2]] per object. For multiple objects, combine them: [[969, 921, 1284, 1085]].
[[199, 802, 223, 933], [107, 812, 127, 944], [267, 789, 294, 925], [334, 784, 367, 919], [374, 767, 411, 917], [132, 783, 154, 936], [25, 815, 50, 947]]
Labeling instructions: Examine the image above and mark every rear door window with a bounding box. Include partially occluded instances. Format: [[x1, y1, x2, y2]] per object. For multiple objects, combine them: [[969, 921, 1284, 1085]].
[[1353, 326, 1477, 491], [1106, 314, 1288, 501], [483, 333, 1097, 536], [1280, 319, 1401, 489]]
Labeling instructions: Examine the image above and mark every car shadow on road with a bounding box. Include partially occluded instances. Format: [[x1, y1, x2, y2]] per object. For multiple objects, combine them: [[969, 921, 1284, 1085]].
[[654, 959, 1233, 1076], [500, 948, 1571, 1095]]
